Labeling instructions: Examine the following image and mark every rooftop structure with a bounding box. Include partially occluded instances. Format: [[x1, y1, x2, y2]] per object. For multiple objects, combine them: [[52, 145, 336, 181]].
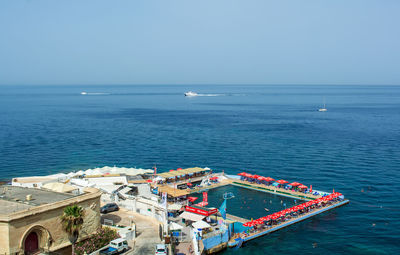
[[0, 185, 101, 255], [157, 167, 208, 178], [0, 185, 76, 214]]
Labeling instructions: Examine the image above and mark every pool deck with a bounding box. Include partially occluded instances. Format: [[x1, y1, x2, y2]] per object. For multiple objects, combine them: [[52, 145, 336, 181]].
[[227, 199, 350, 248], [226, 213, 250, 224]]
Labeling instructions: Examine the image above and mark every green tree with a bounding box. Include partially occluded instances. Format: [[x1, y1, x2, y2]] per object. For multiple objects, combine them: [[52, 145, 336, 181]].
[[60, 205, 85, 255]]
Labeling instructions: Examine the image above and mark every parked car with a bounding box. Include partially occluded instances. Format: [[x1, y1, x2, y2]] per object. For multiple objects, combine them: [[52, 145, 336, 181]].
[[99, 238, 128, 255], [155, 244, 168, 255], [100, 203, 119, 214]]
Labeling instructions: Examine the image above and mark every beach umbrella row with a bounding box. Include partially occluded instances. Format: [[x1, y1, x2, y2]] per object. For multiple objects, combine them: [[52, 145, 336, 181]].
[[243, 192, 343, 226], [238, 172, 312, 190]]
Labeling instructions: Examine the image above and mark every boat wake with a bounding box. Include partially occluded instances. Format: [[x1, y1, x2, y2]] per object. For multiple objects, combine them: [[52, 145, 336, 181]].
[[196, 93, 225, 97], [81, 92, 111, 95]]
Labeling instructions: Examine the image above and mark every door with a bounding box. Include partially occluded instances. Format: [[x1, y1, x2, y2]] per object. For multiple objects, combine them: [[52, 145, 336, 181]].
[[24, 232, 39, 254]]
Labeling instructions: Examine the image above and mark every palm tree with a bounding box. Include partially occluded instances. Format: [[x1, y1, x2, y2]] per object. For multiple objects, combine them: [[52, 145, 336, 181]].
[[60, 205, 85, 255]]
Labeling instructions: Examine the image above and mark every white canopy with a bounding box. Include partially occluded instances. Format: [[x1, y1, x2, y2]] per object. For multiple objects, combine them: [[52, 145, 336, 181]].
[[179, 211, 206, 222], [168, 203, 183, 211], [169, 222, 183, 231], [42, 183, 78, 193], [192, 220, 211, 229]]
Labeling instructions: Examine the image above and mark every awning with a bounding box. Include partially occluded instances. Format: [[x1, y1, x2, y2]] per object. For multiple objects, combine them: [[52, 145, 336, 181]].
[[158, 167, 207, 178], [168, 203, 183, 211], [192, 220, 211, 229], [179, 211, 206, 222]]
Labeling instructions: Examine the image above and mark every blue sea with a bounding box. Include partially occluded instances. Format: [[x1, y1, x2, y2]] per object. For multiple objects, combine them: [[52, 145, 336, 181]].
[[1, 85, 399, 254]]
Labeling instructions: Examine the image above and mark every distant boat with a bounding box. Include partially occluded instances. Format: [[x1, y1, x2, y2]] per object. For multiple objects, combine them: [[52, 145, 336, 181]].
[[81, 92, 87, 95], [184, 91, 198, 97], [318, 98, 327, 112]]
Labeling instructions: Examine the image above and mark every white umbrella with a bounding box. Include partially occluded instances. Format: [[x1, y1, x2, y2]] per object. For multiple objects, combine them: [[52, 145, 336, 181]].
[[192, 220, 211, 229], [169, 222, 184, 231]]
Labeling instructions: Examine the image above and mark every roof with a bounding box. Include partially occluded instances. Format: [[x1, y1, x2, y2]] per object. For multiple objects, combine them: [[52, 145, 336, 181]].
[[179, 211, 206, 222], [157, 167, 207, 178], [0, 185, 77, 214], [111, 238, 126, 243]]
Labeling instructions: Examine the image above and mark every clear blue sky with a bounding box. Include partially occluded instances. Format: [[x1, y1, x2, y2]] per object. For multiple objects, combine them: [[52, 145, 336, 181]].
[[0, 0, 399, 85]]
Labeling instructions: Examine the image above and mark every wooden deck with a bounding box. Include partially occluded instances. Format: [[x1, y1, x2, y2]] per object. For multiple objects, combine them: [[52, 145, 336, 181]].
[[153, 178, 231, 197]]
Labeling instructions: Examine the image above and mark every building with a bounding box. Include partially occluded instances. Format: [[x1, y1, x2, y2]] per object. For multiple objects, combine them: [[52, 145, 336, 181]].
[[0, 185, 102, 255]]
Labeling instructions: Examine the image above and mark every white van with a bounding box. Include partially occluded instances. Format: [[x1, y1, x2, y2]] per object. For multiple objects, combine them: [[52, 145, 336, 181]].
[[100, 238, 129, 255]]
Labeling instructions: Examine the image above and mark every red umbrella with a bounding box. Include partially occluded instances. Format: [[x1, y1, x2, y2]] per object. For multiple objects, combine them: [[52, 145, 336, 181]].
[[260, 216, 270, 221], [257, 176, 265, 181], [169, 169, 175, 172], [264, 177, 275, 182], [244, 173, 253, 178], [210, 176, 218, 180], [305, 201, 313, 207], [146, 179, 152, 183], [276, 180, 289, 184], [252, 175, 261, 179], [177, 168, 183, 170], [298, 185, 308, 189], [243, 221, 255, 227], [289, 182, 301, 186], [187, 182, 192, 186], [238, 172, 248, 176], [255, 219, 264, 224]]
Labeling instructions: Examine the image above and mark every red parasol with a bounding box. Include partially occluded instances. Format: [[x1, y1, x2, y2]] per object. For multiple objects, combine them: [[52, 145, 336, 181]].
[[243, 221, 255, 227], [210, 177, 218, 180], [169, 169, 175, 172], [257, 176, 265, 181], [298, 185, 308, 189], [177, 168, 183, 170], [238, 172, 247, 176], [276, 180, 289, 184], [289, 182, 302, 186], [264, 177, 275, 182], [146, 179, 152, 183], [186, 182, 192, 186], [254, 219, 264, 224], [252, 175, 261, 179]]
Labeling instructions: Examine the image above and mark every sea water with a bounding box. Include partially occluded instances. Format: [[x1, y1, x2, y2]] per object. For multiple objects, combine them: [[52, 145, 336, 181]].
[[0, 84, 399, 254]]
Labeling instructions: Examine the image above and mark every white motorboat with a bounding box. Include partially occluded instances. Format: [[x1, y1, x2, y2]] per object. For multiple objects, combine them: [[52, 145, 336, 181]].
[[184, 91, 198, 97], [81, 91, 88, 95], [318, 98, 327, 111]]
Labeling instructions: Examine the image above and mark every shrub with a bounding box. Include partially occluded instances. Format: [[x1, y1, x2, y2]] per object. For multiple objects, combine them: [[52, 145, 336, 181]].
[[73, 227, 120, 255]]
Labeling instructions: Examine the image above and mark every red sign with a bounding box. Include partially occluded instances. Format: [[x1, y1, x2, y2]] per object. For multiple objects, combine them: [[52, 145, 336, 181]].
[[203, 192, 208, 202], [185, 206, 218, 216]]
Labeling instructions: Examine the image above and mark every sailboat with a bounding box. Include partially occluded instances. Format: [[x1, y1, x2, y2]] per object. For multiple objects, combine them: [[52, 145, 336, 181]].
[[318, 98, 327, 112]]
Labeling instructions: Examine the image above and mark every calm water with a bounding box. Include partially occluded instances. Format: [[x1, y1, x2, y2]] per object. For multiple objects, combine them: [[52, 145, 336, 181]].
[[1, 85, 399, 254], [190, 185, 299, 219]]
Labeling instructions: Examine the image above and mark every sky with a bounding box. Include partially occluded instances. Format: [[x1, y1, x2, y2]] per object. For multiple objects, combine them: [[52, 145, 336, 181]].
[[0, 0, 399, 85]]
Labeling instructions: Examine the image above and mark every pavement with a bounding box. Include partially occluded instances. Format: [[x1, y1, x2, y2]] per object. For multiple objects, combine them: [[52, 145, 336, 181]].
[[101, 208, 162, 255]]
